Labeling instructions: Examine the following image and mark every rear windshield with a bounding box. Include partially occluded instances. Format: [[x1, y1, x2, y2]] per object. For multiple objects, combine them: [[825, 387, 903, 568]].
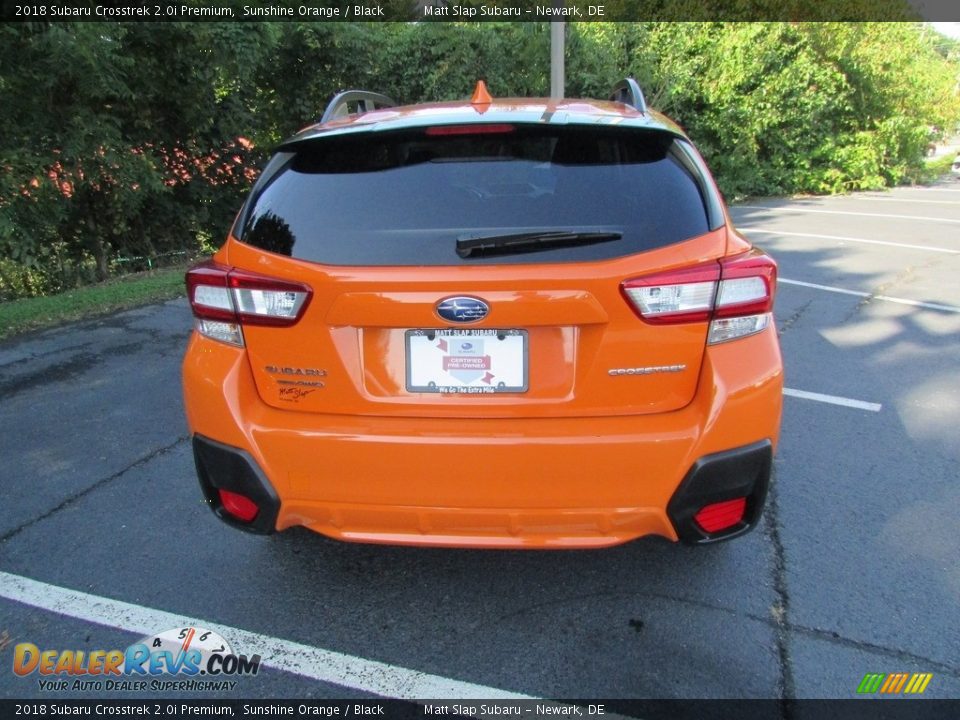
[[238, 126, 718, 266]]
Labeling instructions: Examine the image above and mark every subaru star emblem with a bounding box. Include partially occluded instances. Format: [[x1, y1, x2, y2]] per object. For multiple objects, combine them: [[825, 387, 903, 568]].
[[436, 297, 489, 323]]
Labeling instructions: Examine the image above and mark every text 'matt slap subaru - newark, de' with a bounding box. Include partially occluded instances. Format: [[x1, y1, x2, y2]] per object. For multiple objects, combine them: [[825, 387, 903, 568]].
[[182, 79, 783, 548]]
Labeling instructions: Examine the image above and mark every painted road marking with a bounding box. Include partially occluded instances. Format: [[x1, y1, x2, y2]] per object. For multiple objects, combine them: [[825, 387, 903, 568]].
[[867, 187, 960, 193], [735, 206, 960, 224], [743, 229, 959, 255], [783, 388, 882, 412], [779, 278, 960, 314], [853, 197, 960, 205], [0, 570, 532, 700]]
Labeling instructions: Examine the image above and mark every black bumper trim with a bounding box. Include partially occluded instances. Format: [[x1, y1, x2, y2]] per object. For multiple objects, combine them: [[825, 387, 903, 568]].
[[192, 435, 280, 535], [667, 440, 773, 545]]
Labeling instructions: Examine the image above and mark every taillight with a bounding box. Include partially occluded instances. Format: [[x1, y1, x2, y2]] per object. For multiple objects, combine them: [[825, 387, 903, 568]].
[[713, 250, 777, 317], [186, 261, 312, 347], [621, 264, 720, 324], [621, 249, 776, 344]]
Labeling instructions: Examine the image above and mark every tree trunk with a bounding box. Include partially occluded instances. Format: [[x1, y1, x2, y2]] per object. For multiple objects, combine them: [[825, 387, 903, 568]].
[[85, 220, 110, 282]]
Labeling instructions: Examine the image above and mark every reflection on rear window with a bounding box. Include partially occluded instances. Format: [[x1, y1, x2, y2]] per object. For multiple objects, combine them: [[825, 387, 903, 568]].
[[240, 126, 713, 266]]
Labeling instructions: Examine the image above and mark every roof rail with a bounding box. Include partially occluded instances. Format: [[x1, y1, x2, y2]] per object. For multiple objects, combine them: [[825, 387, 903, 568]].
[[319, 90, 396, 124], [609, 78, 647, 114]]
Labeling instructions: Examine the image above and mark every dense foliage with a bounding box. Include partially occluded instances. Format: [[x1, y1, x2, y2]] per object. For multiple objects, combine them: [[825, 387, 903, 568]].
[[1, 22, 958, 300]]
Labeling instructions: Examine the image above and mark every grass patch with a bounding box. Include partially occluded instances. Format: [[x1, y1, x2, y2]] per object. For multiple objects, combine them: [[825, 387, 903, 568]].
[[0, 265, 188, 341], [911, 152, 957, 184]]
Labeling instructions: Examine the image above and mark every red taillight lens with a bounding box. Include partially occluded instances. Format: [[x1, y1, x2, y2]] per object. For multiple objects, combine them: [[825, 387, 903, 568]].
[[218, 489, 259, 523], [693, 497, 747, 533], [186, 261, 312, 346], [621, 249, 777, 343]]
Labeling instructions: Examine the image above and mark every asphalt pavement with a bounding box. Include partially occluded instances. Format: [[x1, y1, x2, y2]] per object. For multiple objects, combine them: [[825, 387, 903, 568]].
[[1, 178, 958, 706]]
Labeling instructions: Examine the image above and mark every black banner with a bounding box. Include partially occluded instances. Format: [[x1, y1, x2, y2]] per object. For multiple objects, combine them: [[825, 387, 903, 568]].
[[1, 700, 960, 720]]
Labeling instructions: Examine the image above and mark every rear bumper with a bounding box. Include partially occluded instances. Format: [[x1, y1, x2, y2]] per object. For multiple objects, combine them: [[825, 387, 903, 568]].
[[667, 440, 772, 544], [193, 436, 280, 535], [183, 327, 782, 548]]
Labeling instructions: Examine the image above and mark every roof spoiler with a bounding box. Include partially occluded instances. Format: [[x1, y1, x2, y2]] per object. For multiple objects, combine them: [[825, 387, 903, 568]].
[[319, 90, 396, 124], [609, 78, 647, 114]]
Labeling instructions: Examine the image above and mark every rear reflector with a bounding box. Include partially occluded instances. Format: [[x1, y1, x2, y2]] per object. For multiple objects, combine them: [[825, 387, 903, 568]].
[[186, 261, 312, 346], [621, 248, 777, 343], [218, 489, 259, 523], [693, 497, 747, 533]]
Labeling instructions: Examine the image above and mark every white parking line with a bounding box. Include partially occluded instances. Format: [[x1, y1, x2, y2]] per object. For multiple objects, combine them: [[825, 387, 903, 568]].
[[873, 187, 960, 193], [0, 570, 532, 700], [783, 388, 882, 412], [742, 228, 960, 255], [779, 278, 960, 314], [852, 197, 960, 205], [735, 206, 960, 224]]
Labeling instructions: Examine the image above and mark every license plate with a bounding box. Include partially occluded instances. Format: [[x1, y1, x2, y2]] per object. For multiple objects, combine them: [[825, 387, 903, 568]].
[[405, 329, 528, 394]]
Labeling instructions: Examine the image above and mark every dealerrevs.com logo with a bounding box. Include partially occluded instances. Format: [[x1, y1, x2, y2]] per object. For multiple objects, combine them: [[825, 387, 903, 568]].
[[13, 627, 260, 692]]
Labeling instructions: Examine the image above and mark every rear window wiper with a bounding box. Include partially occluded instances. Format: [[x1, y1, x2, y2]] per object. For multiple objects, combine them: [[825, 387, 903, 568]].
[[456, 230, 622, 259]]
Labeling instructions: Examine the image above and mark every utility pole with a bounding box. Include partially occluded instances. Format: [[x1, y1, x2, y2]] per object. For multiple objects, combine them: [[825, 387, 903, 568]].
[[550, 21, 565, 99]]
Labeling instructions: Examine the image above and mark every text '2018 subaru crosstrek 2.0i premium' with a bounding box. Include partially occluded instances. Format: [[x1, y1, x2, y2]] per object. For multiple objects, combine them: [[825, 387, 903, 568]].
[[183, 80, 782, 548]]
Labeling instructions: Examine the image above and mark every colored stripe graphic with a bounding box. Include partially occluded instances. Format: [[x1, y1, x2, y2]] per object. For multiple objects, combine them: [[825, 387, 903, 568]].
[[905, 673, 933, 694], [882, 673, 909, 693], [857, 673, 885, 693], [858, 672, 933, 694]]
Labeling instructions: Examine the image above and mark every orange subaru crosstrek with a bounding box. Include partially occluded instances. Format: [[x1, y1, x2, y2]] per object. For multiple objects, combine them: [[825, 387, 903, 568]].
[[182, 80, 782, 548]]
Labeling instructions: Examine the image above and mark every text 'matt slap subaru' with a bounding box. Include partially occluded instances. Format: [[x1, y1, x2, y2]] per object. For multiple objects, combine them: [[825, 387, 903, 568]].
[[182, 79, 782, 548]]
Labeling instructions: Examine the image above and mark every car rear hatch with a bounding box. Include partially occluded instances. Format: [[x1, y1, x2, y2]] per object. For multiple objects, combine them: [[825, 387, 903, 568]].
[[206, 122, 734, 418]]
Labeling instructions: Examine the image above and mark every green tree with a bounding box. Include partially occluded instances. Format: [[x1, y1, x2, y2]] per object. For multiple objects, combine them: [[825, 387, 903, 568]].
[[0, 22, 276, 297]]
